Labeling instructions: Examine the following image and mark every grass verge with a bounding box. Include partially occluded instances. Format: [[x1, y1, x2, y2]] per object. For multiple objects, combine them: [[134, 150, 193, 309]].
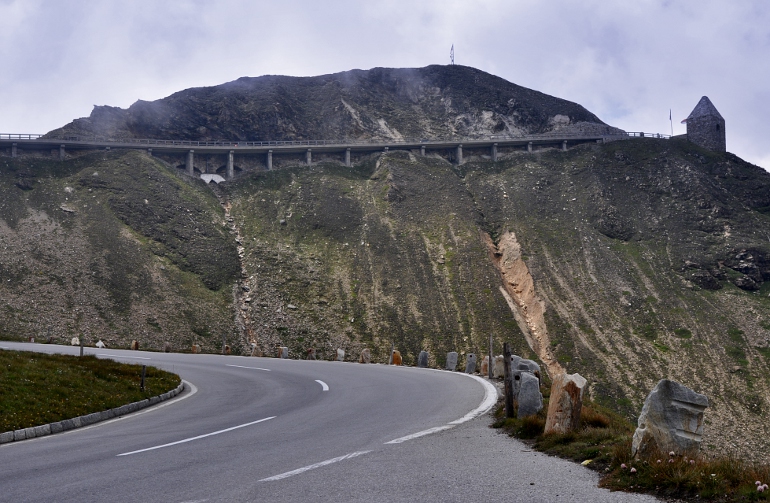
[[492, 393, 770, 501], [0, 349, 180, 432]]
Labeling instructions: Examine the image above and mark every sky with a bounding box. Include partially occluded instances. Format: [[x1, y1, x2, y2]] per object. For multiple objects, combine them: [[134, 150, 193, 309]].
[[1, 0, 769, 169]]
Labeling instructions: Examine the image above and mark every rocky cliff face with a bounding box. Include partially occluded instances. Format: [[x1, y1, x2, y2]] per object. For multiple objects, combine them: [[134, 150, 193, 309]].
[[4, 66, 770, 462], [45, 65, 619, 141]]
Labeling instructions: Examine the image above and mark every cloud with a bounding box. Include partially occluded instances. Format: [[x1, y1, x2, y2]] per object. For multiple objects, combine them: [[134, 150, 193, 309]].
[[0, 0, 767, 168]]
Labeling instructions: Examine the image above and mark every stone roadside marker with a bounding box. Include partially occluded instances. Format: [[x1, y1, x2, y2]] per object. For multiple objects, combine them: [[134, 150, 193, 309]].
[[544, 373, 587, 434], [517, 372, 543, 417], [465, 353, 476, 374], [446, 351, 458, 371], [418, 351, 429, 368]]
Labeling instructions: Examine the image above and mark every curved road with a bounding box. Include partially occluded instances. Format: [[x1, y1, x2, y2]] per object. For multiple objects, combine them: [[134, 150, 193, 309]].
[[0, 343, 659, 502]]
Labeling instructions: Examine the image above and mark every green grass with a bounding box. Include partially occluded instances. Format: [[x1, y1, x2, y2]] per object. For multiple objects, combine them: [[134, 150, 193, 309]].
[[0, 350, 180, 432], [492, 393, 770, 501]]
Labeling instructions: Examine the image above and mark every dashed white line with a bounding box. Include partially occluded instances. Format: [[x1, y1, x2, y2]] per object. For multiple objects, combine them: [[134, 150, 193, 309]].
[[97, 353, 151, 360], [259, 451, 371, 482], [226, 364, 271, 371], [315, 379, 329, 391], [117, 416, 275, 456]]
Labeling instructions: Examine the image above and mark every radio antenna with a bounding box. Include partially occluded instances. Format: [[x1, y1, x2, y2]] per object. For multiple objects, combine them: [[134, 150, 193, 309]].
[[450, 44, 455, 65]]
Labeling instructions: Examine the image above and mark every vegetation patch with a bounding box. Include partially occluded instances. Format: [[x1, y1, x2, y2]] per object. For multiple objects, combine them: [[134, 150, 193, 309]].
[[493, 396, 770, 501], [0, 349, 180, 432]]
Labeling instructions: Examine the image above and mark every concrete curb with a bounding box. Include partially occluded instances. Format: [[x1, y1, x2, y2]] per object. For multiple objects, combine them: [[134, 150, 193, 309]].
[[0, 381, 184, 445]]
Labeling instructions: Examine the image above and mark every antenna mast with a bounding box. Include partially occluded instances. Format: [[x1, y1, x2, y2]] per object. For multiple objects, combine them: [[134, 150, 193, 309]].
[[450, 44, 454, 65]]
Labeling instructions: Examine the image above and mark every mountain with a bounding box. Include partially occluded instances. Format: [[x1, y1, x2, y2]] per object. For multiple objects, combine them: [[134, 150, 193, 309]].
[[3, 65, 770, 461], [45, 65, 621, 142]]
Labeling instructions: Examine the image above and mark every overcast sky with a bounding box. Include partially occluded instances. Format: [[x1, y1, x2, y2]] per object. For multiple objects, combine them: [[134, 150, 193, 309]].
[[1, 0, 768, 168]]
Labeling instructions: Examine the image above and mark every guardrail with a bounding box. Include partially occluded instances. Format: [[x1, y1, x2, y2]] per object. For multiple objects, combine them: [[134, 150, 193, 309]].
[[0, 134, 44, 140], [0, 131, 669, 146]]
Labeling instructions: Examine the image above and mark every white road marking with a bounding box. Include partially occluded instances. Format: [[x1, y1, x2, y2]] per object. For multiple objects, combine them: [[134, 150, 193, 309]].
[[226, 364, 270, 371], [315, 379, 329, 391], [447, 373, 498, 424], [259, 451, 371, 482], [384, 372, 498, 444], [117, 416, 275, 456], [384, 425, 454, 444], [0, 346, 9, 349], [97, 353, 151, 360]]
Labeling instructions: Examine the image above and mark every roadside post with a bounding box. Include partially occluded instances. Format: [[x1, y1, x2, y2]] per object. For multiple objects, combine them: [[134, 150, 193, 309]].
[[79, 336, 84, 357], [503, 342, 514, 418], [488, 334, 493, 379], [140, 365, 146, 392]]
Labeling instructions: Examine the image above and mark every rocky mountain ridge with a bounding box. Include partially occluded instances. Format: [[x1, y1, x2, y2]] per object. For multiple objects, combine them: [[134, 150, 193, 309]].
[[45, 65, 622, 142]]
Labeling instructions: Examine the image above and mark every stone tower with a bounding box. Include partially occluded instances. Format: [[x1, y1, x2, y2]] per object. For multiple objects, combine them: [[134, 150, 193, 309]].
[[684, 96, 725, 152]]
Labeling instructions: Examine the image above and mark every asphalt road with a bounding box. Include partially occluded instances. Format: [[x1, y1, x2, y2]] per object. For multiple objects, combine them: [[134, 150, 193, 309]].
[[0, 342, 660, 502]]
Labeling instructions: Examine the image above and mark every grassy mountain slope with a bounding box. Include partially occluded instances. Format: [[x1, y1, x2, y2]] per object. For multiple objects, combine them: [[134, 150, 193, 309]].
[[0, 150, 239, 352], [221, 139, 770, 461]]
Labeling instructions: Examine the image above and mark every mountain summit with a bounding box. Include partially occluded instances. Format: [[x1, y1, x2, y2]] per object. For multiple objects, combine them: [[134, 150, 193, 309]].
[[46, 65, 621, 141]]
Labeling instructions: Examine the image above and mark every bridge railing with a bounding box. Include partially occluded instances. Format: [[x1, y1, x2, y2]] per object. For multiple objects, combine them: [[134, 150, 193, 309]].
[[624, 132, 671, 139], [1, 131, 670, 145], [0, 134, 44, 140]]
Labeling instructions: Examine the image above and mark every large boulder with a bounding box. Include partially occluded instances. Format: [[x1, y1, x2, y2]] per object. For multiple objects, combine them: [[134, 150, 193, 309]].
[[418, 351, 429, 368], [359, 348, 371, 363], [632, 379, 708, 458], [544, 373, 587, 434], [391, 350, 402, 366]]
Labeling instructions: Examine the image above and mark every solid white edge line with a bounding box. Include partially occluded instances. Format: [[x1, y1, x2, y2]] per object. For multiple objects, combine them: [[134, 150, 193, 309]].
[[383, 370, 499, 444], [315, 379, 329, 391], [226, 364, 271, 371], [384, 425, 454, 444], [117, 416, 275, 456], [97, 353, 151, 360], [447, 373, 498, 425], [259, 451, 372, 482]]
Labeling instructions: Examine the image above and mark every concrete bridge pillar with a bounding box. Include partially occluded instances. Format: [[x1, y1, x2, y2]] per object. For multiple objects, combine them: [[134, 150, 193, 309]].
[[491, 143, 498, 162], [11, 143, 17, 158], [59, 145, 65, 160], [267, 150, 273, 170], [147, 148, 153, 156], [384, 147, 389, 154], [456, 144, 463, 165], [227, 150, 234, 180], [527, 142, 533, 153], [186, 150, 194, 175], [306, 149, 312, 166], [562, 140, 567, 152], [420, 145, 425, 156], [345, 148, 351, 167]]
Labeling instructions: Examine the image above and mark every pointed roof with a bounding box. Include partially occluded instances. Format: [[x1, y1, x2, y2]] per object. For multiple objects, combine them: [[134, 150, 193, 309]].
[[685, 96, 724, 121]]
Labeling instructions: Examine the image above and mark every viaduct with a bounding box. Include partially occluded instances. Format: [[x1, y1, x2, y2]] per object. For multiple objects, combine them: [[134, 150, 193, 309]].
[[0, 131, 666, 181]]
